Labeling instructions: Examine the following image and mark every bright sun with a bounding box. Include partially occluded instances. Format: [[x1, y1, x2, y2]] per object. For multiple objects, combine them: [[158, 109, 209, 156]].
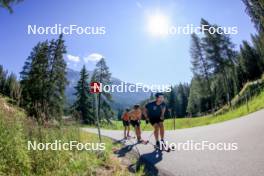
[[147, 13, 170, 37]]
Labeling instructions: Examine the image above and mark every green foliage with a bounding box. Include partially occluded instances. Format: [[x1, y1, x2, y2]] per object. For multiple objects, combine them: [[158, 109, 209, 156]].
[[0, 95, 130, 176], [92, 58, 113, 122], [73, 65, 94, 124], [0, 65, 21, 104], [168, 87, 177, 117], [243, 0, 264, 33], [187, 16, 264, 116], [187, 77, 202, 115], [0, 110, 30, 175], [0, 0, 23, 13], [164, 84, 190, 117], [97, 82, 264, 131], [239, 40, 263, 81], [20, 35, 67, 123]]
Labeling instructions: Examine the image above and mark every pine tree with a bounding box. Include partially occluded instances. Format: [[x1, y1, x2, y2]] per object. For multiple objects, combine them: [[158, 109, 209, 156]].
[[0, 0, 23, 13], [243, 0, 264, 33], [92, 58, 113, 122], [20, 35, 67, 124], [211, 74, 227, 108], [243, 0, 264, 75], [177, 83, 189, 117], [73, 65, 93, 124], [168, 87, 177, 117], [5, 73, 21, 104], [239, 40, 262, 80], [0, 65, 21, 103], [201, 19, 237, 106], [46, 34, 67, 120], [190, 33, 213, 110], [251, 34, 264, 70], [0, 65, 8, 94], [187, 77, 201, 116], [20, 41, 50, 123]]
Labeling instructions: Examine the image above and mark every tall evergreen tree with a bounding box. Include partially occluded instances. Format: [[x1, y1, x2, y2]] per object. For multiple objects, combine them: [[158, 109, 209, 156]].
[[20, 41, 50, 123], [46, 34, 68, 120], [177, 83, 189, 117], [243, 0, 264, 75], [190, 33, 213, 110], [239, 40, 263, 80], [0, 65, 21, 103], [73, 65, 93, 124], [5, 73, 21, 104], [187, 77, 201, 116], [92, 58, 113, 122], [0, 65, 8, 94], [168, 87, 177, 117], [243, 0, 264, 33], [20, 35, 67, 124], [201, 19, 237, 106], [251, 34, 264, 70]]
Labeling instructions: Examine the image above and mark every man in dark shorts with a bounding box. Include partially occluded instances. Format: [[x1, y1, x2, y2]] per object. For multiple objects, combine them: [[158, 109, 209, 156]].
[[122, 108, 130, 139], [129, 104, 143, 142], [144, 92, 166, 147]]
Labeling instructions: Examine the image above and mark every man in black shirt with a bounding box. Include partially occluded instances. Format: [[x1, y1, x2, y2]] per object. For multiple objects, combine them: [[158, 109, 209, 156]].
[[144, 92, 166, 147]]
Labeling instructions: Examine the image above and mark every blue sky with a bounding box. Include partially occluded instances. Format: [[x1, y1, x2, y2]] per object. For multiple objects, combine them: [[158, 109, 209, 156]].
[[0, 0, 256, 85]]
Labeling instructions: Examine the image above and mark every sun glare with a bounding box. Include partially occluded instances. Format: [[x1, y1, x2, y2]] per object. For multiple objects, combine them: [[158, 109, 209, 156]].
[[147, 12, 170, 37]]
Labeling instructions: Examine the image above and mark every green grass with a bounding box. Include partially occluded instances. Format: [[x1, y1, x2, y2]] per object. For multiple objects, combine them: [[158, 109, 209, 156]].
[[0, 95, 136, 176], [89, 89, 264, 131]]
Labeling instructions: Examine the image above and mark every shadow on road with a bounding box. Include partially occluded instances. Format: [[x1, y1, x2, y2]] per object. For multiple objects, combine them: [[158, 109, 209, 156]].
[[138, 149, 163, 175], [113, 139, 164, 175], [114, 143, 136, 157]]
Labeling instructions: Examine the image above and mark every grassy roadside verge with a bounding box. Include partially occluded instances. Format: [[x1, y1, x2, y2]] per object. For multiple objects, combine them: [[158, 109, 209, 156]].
[[0, 95, 141, 176], [86, 88, 264, 131]]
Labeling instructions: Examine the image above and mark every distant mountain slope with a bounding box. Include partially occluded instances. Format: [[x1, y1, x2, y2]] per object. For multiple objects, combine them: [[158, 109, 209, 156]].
[[65, 68, 150, 110]]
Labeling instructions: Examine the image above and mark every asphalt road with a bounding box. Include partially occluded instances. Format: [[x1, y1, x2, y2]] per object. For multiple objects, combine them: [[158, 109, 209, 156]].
[[83, 109, 264, 176]]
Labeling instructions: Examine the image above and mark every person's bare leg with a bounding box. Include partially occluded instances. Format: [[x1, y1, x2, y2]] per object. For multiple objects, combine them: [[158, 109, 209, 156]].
[[135, 127, 141, 141], [124, 126, 127, 138], [138, 126, 141, 140], [159, 122, 164, 140], [127, 126, 130, 137], [154, 124, 159, 142]]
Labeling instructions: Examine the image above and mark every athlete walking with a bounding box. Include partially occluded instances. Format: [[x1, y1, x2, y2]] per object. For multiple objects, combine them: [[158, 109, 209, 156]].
[[144, 92, 166, 147], [129, 104, 143, 143]]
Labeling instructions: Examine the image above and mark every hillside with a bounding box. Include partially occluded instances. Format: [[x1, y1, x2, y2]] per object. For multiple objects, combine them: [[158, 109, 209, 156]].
[[97, 77, 264, 130]]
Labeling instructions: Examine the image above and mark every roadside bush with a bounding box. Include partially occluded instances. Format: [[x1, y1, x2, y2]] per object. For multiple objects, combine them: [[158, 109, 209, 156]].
[[0, 111, 31, 175], [0, 95, 127, 176]]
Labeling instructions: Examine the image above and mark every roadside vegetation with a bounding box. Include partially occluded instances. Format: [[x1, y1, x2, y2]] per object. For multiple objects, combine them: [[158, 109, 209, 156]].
[[92, 76, 264, 131], [0, 95, 139, 176], [0, 0, 263, 175]]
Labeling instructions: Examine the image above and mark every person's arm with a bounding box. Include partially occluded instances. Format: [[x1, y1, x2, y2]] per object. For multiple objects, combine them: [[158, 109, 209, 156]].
[[143, 107, 149, 120]]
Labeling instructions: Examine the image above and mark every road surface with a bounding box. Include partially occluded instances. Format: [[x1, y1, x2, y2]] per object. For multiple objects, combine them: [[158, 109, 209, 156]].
[[83, 109, 264, 176]]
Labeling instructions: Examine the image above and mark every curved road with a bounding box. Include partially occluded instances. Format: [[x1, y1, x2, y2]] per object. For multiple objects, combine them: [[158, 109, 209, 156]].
[[83, 109, 264, 176]]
